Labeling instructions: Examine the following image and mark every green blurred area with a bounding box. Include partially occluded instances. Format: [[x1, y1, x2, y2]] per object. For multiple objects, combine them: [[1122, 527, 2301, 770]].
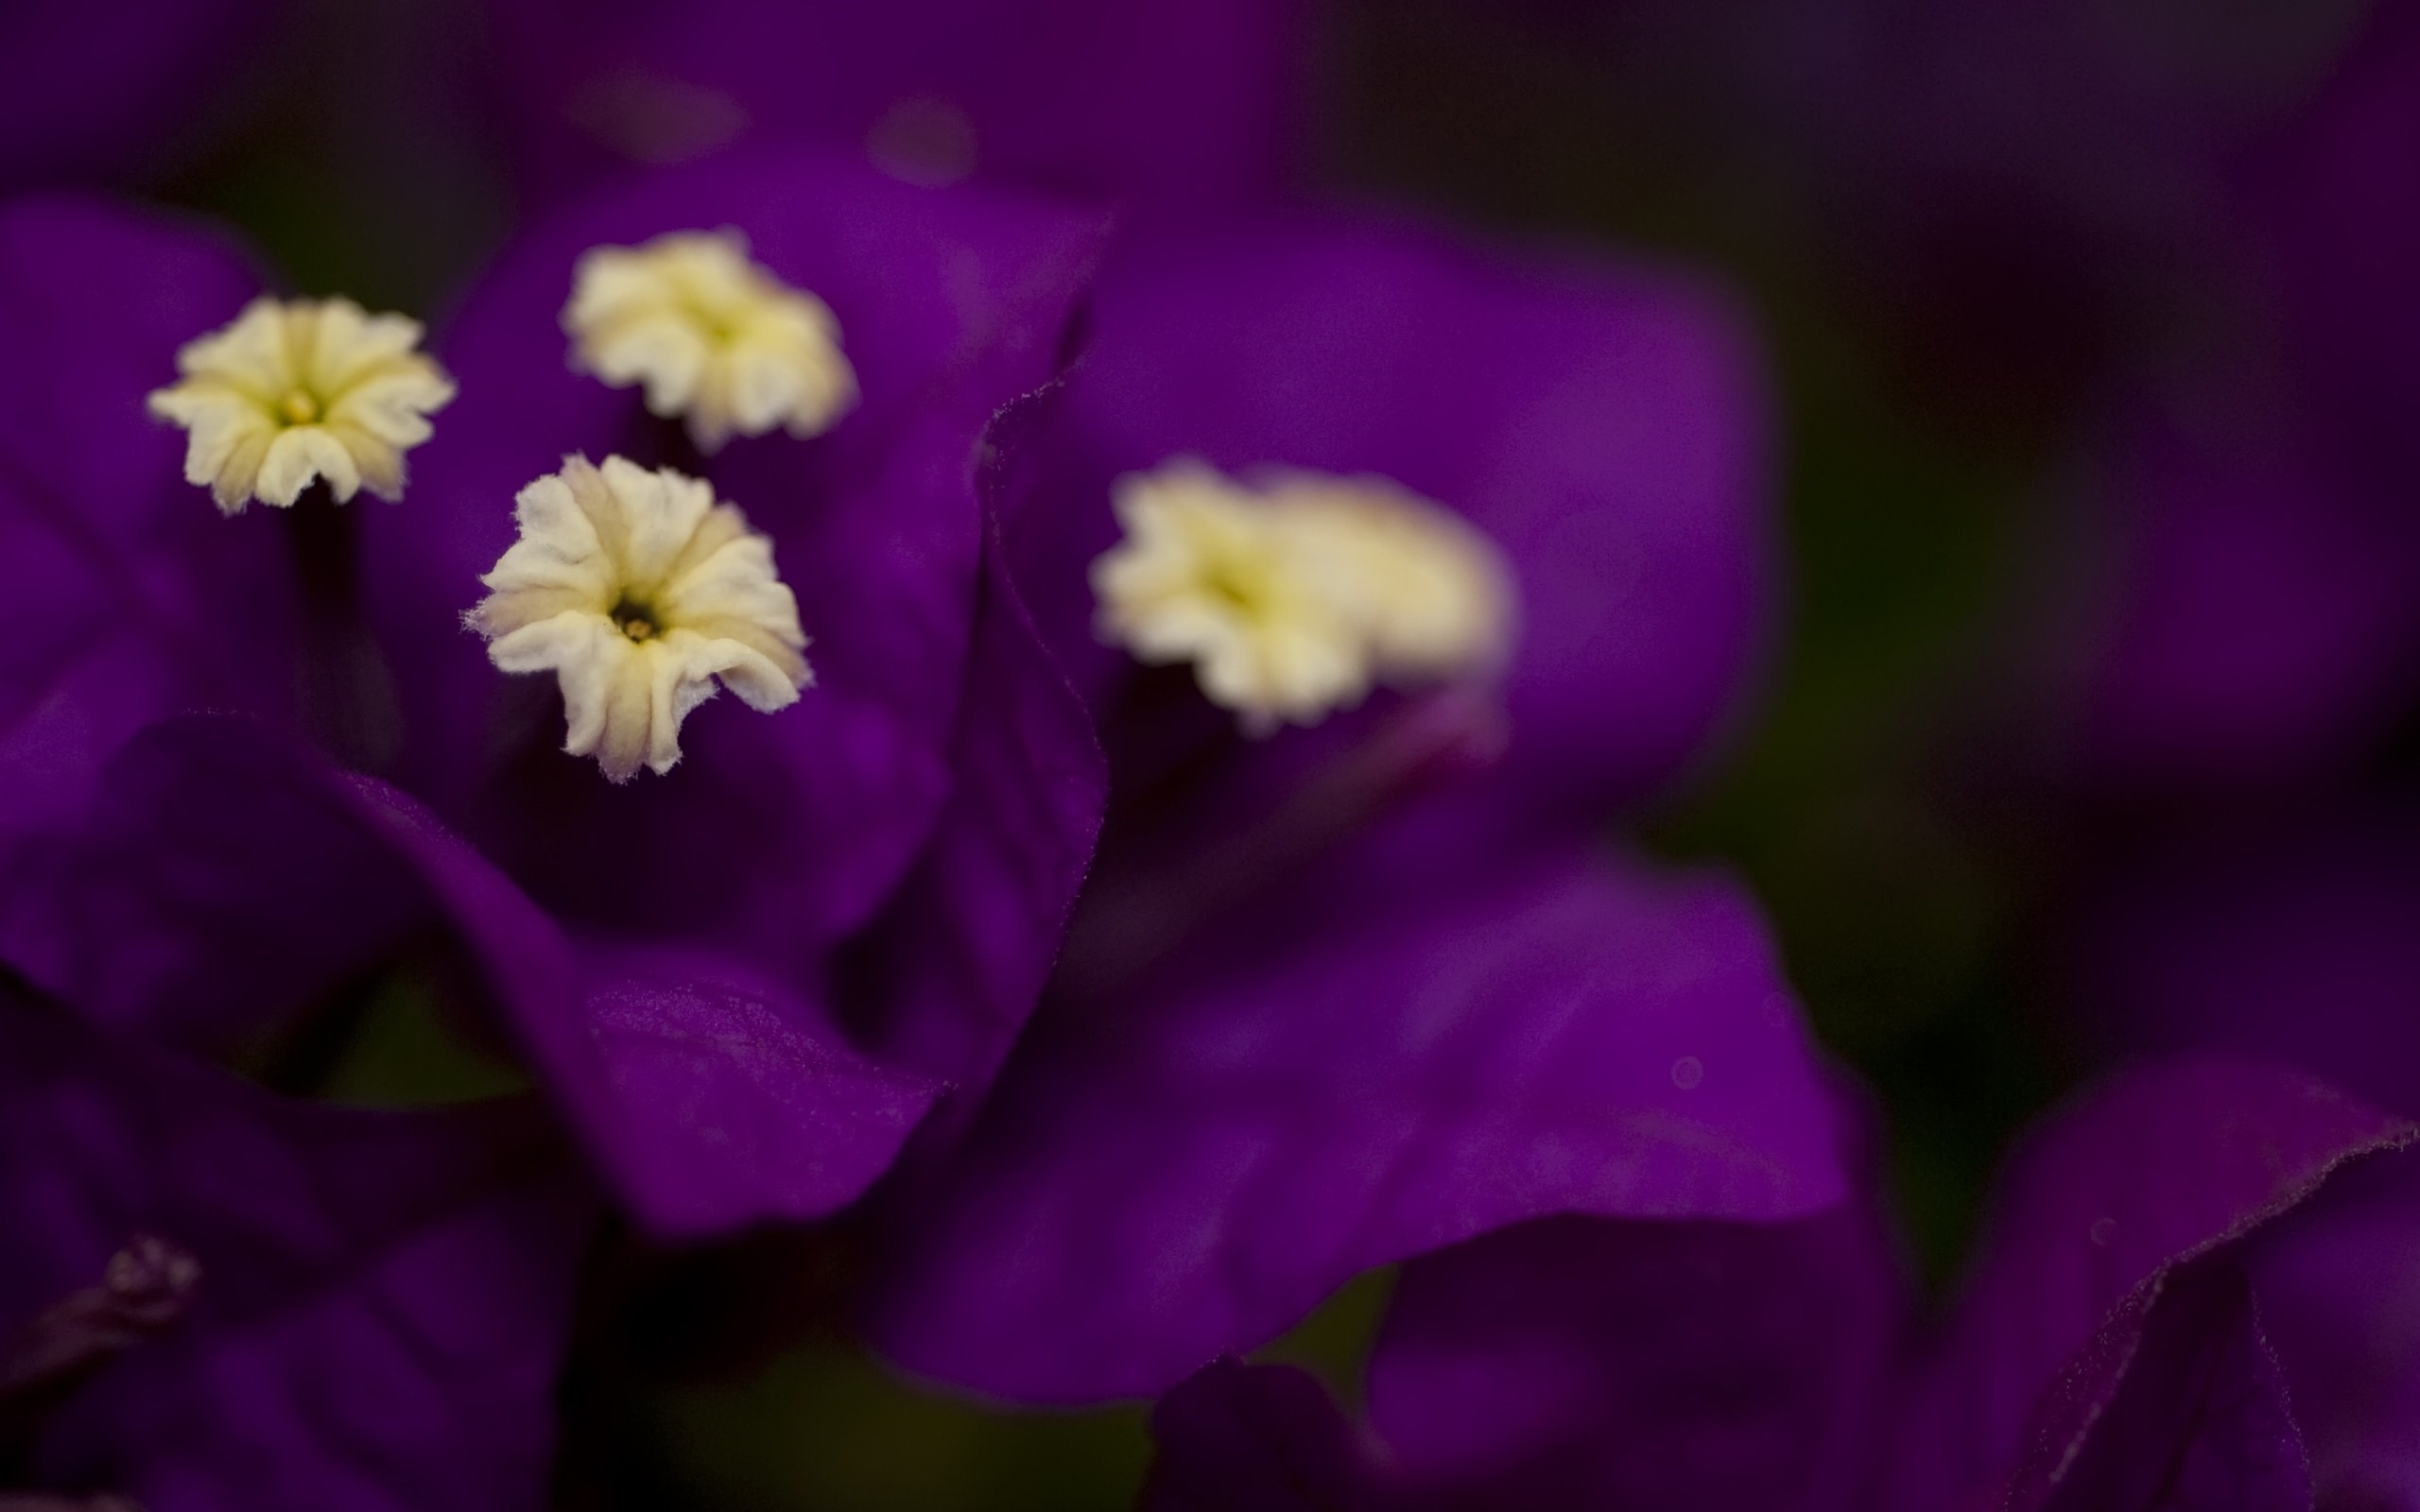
[[154, 0, 2093, 1503]]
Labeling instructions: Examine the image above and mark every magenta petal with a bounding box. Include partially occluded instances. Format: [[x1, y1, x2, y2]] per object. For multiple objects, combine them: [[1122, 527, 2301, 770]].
[[1892, 1057, 2413, 1509], [868, 850, 1843, 1402], [1, 994, 592, 1512]]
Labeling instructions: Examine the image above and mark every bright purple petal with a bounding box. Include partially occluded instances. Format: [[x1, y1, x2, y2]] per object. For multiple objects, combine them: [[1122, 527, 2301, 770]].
[[838, 404, 1107, 1090], [0, 990, 592, 1512], [483, 0, 1310, 207], [332, 753, 948, 1239], [1008, 216, 1775, 822], [1890, 1057, 2412, 1510], [365, 150, 1108, 983], [0, 198, 294, 840], [868, 849, 1843, 1402]]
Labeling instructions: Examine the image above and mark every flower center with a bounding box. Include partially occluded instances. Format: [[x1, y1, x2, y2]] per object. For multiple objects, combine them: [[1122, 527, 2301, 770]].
[[562, 229, 858, 453], [147, 296, 455, 514], [613, 596, 661, 642], [469, 454, 813, 782], [1091, 458, 1514, 732]]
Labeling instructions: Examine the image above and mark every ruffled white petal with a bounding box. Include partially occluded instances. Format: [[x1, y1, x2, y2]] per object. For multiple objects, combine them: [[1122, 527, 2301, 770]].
[[562, 229, 856, 452], [469, 454, 812, 782], [1091, 458, 1514, 731], [147, 296, 454, 514]]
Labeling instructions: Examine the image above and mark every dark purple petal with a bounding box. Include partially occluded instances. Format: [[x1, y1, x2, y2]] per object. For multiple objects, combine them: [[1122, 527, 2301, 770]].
[[0, 198, 294, 841], [2247, 1144, 2420, 1508], [0, 989, 592, 1512], [1890, 1058, 2412, 1510], [0, 0, 274, 189], [483, 0, 1309, 207], [2245, 0, 2420, 488], [837, 398, 1107, 1090], [867, 849, 1843, 1402], [2017, 1258, 2308, 1512], [1365, 1198, 1906, 1510], [2071, 810, 2420, 1120], [0, 717, 424, 1057], [17, 714, 941, 1238], [1010, 215, 1775, 821], [364, 150, 1108, 981], [332, 751, 948, 1239], [1141, 1359, 1386, 1512], [2062, 384, 2420, 789]]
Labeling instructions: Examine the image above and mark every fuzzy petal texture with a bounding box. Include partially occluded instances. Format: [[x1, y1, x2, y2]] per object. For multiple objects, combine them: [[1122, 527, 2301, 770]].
[[1890, 1057, 2414, 1511], [2247, 1145, 2420, 1508], [368, 149, 1109, 988], [868, 849, 1843, 1402], [0, 198, 296, 843], [0, 988, 593, 1512], [484, 0, 1310, 208]]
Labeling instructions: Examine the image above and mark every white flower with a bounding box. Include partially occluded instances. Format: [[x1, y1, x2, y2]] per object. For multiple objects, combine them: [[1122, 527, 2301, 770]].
[[468, 455, 812, 782], [1091, 459, 1513, 732], [147, 297, 456, 514], [562, 230, 856, 452]]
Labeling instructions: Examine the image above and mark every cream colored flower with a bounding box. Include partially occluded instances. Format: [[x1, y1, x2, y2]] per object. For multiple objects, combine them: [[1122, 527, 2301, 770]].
[[147, 297, 456, 514], [1091, 459, 1514, 732], [562, 230, 856, 452], [468, 455, 812, 782]]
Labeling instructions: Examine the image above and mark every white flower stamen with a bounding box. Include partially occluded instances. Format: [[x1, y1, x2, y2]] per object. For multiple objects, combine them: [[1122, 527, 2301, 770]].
[[562, 230, 857, 452], [1091, 459, 1514, 733], [468, 455, 812, 782], [147, 297, 456, 515]]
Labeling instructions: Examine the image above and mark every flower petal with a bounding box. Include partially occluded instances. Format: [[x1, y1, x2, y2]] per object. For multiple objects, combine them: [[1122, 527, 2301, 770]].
[[867, 849, 1843, 1401]]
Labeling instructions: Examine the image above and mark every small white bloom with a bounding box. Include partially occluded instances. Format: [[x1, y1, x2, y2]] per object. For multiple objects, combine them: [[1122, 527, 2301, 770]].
[[147, 297, 456, 515], [1091, 459, 1514, 733], [468, 455, 812, 782], [562, 230, 856, 452]]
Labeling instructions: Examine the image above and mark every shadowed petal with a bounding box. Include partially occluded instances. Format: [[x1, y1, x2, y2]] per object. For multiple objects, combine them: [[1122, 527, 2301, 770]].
[[868, 850, 1843, 1402]]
